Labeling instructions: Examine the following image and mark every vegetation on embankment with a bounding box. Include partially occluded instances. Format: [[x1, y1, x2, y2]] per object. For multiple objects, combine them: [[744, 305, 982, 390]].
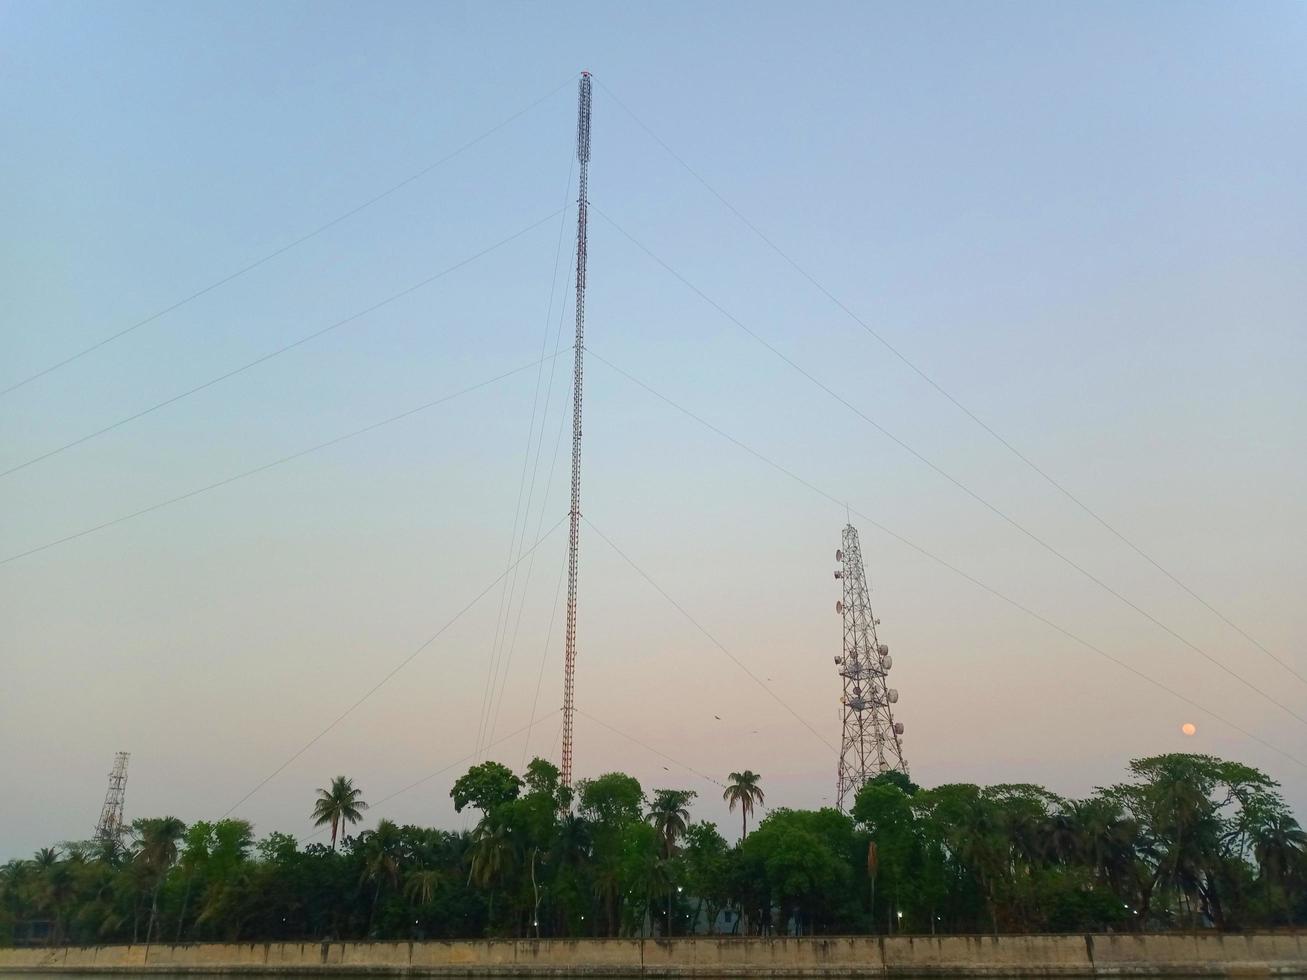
[[2, 753, 1304, 946]]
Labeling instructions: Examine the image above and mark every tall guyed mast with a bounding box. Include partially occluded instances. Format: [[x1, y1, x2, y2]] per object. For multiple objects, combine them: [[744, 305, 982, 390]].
[[560, 73, 592, 789]]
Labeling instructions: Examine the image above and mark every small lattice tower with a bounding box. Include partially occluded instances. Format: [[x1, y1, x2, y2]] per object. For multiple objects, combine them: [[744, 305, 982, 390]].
[[94, 751, 130, 843], [834, 525, 907, 811]]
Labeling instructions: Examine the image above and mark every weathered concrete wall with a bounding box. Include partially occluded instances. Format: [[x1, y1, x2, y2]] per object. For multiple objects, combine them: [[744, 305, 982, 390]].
[[882, 936, 1092, 976], [643, 937, 882, 976], [0, 934, 1303, 977], [1088, 933, 1307, 975]]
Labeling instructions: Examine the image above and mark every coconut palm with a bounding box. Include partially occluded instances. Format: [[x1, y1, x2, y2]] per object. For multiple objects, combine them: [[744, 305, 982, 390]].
[[33, 847, 60, 869], [646, 789, 695, 859], [1042, 809, 1080, 865], [312, 776, 369, 850], [132, 816, 186, 944], [722, 771, 765, 839], [174, 821, 213, 942], [43, 859, 79, 944], [591, 860, 621, 937], [134, 818, 186, 875], [1072, 796, 1145, 899], [1251, 811, 1307, 884], [404, 869, 442, 906], [358, 820, 403, 935], [554, 812, 592, 868], [0, 860, 30, 925], [24, 849, 66, 943], [467, 819, 515, 889], [628, 849, 670, 938], [91, 835, 127, 868], [646, 789, 695, 935], [468, 817, 516, 932]]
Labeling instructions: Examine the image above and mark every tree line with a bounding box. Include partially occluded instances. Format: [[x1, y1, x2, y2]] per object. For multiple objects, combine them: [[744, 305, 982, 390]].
[[2, 752, 1303, 945]]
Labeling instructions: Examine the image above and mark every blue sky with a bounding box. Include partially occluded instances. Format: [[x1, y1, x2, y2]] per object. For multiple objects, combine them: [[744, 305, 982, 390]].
[[2, 1, 1304, 857]]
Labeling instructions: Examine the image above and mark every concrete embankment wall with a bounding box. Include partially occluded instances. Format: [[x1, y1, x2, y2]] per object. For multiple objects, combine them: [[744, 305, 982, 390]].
[[1, 934, 1304, 977]]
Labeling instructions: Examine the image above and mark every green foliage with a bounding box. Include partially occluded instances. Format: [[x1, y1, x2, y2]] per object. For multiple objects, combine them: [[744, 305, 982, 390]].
[[450, 761, 523, 816], [681, 821, 730, 929], [524, 757, 573, 811], [739, 808, 857, 933], [311, 777, 368, 850], [722, 771, 765, 840], [616, 821, 665, 934], [869, 770, 920, 796], [578, 772, 644, 825], [2, 753, 1302, 944], [647, 789, 696, 859]]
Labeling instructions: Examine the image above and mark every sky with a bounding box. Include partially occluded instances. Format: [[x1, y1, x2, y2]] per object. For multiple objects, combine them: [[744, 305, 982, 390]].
[[1, 1, 1304, 859]]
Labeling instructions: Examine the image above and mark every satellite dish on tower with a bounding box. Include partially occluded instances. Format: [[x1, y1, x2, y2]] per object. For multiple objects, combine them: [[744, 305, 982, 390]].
[[834, 523, 909, 810]]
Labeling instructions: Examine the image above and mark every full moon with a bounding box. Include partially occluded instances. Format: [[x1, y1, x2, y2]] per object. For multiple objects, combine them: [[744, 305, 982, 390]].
[[1181, 722, 1197, 736]]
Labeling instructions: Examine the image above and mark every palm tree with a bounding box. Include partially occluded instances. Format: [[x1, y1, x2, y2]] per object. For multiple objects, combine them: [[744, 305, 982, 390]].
[[468, 817, 516, 933], [33, 847, 61, 869], [1041, 808, 1080, 865], [626, 848, 670, 938], [551, 813, 594, 934], [0, 860, 28, 923], [91, 835, 127, 868], [723, 771, 765, 839], [1072, 796, 1144, 902], [468, 819, 515, 889], [359, 820, 403, 935], [132, 816, 186, 944], [405, 869, 442, 906], [646, 790, 695, 935], [44, 860, 79, 944], [646, 790, 695, 859], [554, 813, 592, 869], [174, 821, 213, 942], [312, 776, 369, 850], [26, 848, 65, 945], [1251, 811, 1307, 884]]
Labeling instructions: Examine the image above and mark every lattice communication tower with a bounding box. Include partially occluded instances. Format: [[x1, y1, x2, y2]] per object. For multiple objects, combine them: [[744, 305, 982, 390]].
[[94, 751, 130, 843], [560, 72, 592, 789], [834, 525, 907, 810]]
